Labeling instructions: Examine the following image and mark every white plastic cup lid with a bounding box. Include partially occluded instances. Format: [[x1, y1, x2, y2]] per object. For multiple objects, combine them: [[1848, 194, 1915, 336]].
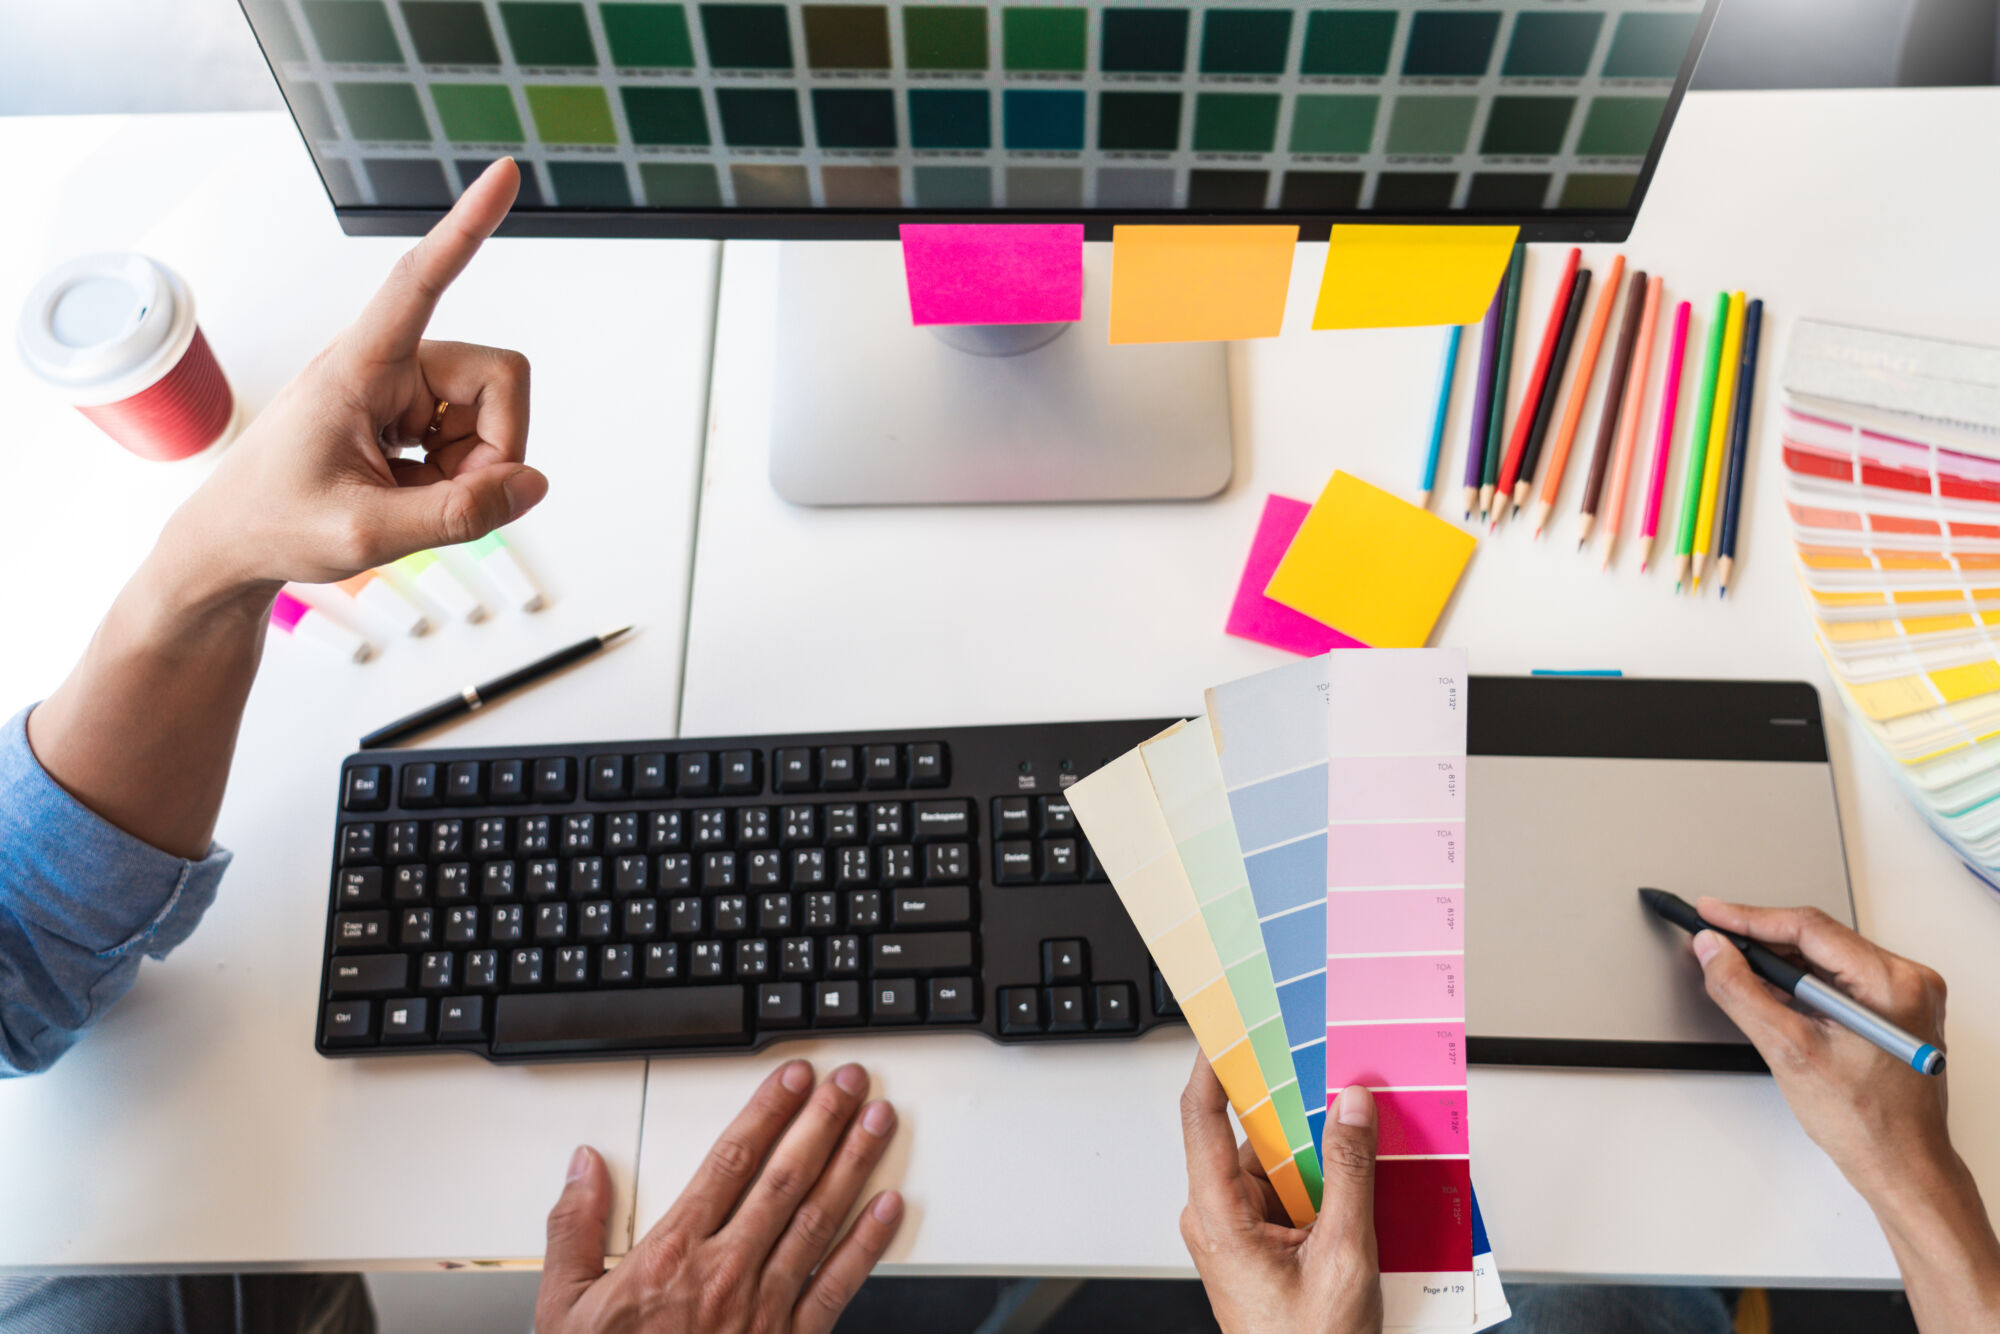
[[16, 253, 184, 394]]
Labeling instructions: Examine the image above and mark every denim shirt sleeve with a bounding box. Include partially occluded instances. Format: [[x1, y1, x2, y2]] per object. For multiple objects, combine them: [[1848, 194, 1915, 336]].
[[0, 707, 230, 1076]]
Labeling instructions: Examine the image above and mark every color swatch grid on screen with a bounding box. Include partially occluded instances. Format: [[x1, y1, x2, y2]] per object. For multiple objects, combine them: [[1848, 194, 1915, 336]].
[[1324, 648, 1472, 1326], [247, 0, 1702, 212]]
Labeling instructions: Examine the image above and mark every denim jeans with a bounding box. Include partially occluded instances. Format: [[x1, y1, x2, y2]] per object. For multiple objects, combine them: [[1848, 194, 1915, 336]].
[[1500, 1284, 1733, 1334]]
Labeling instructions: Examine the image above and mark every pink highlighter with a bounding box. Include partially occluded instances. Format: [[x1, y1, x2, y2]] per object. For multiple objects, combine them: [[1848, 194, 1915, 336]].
[[271, 589, 373, 662]]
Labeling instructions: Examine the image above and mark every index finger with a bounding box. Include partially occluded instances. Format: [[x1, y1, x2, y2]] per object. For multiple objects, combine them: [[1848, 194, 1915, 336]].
[[1179, 1054, 1258, 1231], [643, 1060, 815, 1248], [1694, 898, 1896, 1007], [348, 158, 521, 364]]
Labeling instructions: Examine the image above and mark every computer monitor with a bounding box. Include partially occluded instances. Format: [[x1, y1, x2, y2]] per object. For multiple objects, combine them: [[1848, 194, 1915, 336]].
[[240, 0, 1718, 502]]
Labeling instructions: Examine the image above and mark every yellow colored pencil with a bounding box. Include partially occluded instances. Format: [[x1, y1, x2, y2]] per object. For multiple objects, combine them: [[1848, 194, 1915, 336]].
[[1691, 292, 1745, 589]]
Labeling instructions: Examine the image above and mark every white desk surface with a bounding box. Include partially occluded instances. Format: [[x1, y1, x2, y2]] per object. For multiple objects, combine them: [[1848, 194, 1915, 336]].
[[0, 113, 718, 1268], [662, 87, 2000, 1285]]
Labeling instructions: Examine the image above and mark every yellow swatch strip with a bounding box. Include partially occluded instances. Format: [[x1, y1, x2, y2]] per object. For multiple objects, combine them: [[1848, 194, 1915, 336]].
[[1311, 224, 1519, 330], [1067, 741, 1316, 1226]]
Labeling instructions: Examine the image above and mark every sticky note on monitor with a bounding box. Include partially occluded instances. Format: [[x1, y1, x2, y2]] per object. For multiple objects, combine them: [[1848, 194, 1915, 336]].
[[1227, 494, 1366, 655], [1109, 225, 1298, 345], [900, 223, 1084, 326], [1265, 471, 1477, 648], [1312, 224, 1519, 331]]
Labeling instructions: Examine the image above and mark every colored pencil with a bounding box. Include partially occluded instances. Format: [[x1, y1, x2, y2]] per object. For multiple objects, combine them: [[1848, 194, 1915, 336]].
[[1576, 268, 1649, 547], [1422, 324, 1462, 507], [1638, 300, 1692, 572], [1463, 280, 1505, 519], [1480, 245, 1525, 519], [1716, 298, 1765, 597], [1512, 269, 1591, 516], [1599, 274, 1664, 569], [1492, 246, 1581, 526], [1672, 293, 1732, 591], [1692, 292, 1747, 590], [1532, 253, 1625, 537]]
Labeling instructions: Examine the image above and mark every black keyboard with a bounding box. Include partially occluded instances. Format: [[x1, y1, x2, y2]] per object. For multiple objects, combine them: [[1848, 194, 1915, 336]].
[[317, 720, 1185, 1061]]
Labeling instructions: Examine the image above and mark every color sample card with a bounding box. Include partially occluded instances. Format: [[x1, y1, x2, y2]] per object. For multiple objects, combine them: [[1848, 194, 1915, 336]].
[[1324, 647, 1472, 1324], [249, 0, 1702, 212], [1066, 736, 1319, 1227], [1313, 224, 1517, 330], [1203, 655, 1334, 1154], [1140, 719, 1324, 1212], [1109, 224, 1298, 344], [899, 222, 1083, 325], [1266, 471, 1477, 648], [1226, 494, 1367, 656]]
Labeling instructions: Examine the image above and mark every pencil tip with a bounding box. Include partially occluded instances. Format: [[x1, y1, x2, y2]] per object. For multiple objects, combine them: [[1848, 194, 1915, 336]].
[[601, 625, 637, 643], [1674, 581, 1683, 594]]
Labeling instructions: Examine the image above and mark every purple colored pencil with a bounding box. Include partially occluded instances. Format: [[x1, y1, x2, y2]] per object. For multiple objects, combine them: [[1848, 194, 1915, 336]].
[[1462, 280, 1505, 517]]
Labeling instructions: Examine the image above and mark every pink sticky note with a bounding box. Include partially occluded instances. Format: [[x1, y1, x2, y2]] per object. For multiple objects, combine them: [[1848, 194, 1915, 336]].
[[900, 224, 1084, 326], [1225, 495, 1366, 655], [1325, 1022, 1465, 1089], [1372, 1089, 1470, 1156]]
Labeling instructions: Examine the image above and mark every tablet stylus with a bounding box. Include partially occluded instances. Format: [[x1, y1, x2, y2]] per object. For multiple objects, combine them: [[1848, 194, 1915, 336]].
[[1638, 888, 1943, 1077]]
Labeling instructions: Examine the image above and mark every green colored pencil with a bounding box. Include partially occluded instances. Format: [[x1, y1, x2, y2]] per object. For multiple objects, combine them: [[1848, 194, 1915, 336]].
[[1480, 244, 1525, 518], [1672, 292, 1731, 591]]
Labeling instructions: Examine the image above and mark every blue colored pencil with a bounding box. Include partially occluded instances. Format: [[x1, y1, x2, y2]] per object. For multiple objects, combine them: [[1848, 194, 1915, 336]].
[[1422, 324, 1463, 507], [1463, 283, 1505, 518], [1715, 298, 1764, 597]]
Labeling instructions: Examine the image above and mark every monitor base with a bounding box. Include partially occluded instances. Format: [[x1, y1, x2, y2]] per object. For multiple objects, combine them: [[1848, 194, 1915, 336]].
[[769, 242, 1233, 506]]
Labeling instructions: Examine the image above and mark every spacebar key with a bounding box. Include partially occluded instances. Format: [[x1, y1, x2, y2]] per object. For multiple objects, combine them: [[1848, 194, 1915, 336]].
[[493, 986, 748, 1054]]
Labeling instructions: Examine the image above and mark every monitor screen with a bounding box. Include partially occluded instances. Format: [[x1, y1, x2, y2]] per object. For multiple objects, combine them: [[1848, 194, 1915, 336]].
[[241, 0, 1716, 238]]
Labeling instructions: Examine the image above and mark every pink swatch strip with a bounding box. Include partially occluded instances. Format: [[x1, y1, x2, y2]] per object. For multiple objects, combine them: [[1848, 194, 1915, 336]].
[[1324, 1021, 1465, 1089], [899, 224, 1084, 326], [1225, 494, 1367, 656], [1325, 888, 1461, 953], [1325, 955, 1463, 1023], [1325, 821, 1465, 887], [1324, 755, 1465, 821], [1373, 1089, 1470, 1156]]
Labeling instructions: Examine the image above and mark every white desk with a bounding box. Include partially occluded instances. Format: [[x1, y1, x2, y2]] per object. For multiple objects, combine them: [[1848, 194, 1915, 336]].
[[660, 87, 2000, 1285], [0, 113, 718, 1268]]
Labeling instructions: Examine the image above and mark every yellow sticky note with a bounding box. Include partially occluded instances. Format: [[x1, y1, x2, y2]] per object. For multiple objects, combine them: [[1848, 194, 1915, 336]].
[[1311, 224, 1519, 330], [1110, 225, 1299, 344], [1265, 471, 1477, 647]]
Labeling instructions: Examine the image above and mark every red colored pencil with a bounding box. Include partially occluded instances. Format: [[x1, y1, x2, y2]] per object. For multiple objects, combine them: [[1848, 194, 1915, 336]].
[[1492, 247, 1581, 526]]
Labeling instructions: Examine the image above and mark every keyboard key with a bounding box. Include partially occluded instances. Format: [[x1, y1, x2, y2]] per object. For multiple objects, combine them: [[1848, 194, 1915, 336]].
[[329, 954, 408, 995], [607, 814, 640, 853], [993, 797, 1033, 837], [337, 867, 383, 907], [669, 898, 704, 936], [387, 821, 423, 861], [474, 818, 511, 856], [998, 987, 1040, 1035], [489, 905, 525, 944], [430, 820, 464, 858], [780, 937, 815, 976], [445, 906, 480, 944], [736, 939, 770, 979], [401, 763, 439, 808], [780, 805, 818, 846], [476, 862, 512, 900], [322, 1001, 374, 1047], [509, 948, 546, 988], [518, 817, 552, 856], [826, 805, 861, 842], [676, 752, 716, 796], [826, 936, 862, 975], [757, 893, 794, 932], [633, 753, 671, 798], [908, 743, 948, 788], [562, 814, 598, 854], [792, 849, 828, 888], [535, 902, 569, 941], [648, 810, 685, 850], [912, 800, 970, 841], [399, 907, 435, 947], [343, 766, 389, 812], [578, 899, 615, 941], [879, 846, 916, 886], [719, 750, 760, 795], [803, 892, 839, 931], [867, 802, 906, 843], [525, 860, 561, 900], [737, 807, 774, 848], [928, 977, 978, 1022], [862, 745, 901, 789], [645, 942, 681, 982], [745, 850, 784, 888], [994, 841, 1036, 885], [614, 856, 650, 894], [1093, 983, 1136, 1031], [492, 986, 747, 1054], [1042, 839, 1081, 882], [871, 979, 919, 1023], [846, 891, 882, 929], [703, 852, 739, 891], [465, 951, 501, 991], [339, 824, 378, 866], [713, 896, 749, 935], [1046, 985, 1087, 1033], [837, 847, 871, 887], [569, 858, 605, 898], [588, 755, 628, 800], [871, 932, 973, 975], [623, 899, 659, 939], [437, 995, 488, 1040], [1042, 940, 1087, 982], [694, 809, 730, 849], [690, 941, 726, 979], [533, 757, 575, 802], [658, 854, 694, 892], [447, 761, 485, 804], [333, 911, 388, 951], [925, 843, 971, 884], [891, 887, 971, 927], [490, 761, 527, 804], [393, 865, 429, 903], [818, 746, 858, 791], [815, 980, 862, 1025], [1153, 971, 1180, 1017], [420, 951, 455, 991], [556, 946, 591, 987], [1039, 796, 1078, 836], [775, 748, 814, 792], [758, 983, 805, 1027]]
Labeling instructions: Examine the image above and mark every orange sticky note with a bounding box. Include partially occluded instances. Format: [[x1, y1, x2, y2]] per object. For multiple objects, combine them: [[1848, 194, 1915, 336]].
[[1312, 224, 1519, 330], [1109, 224, 1299, 344], [1265, 471, 1477, 647]]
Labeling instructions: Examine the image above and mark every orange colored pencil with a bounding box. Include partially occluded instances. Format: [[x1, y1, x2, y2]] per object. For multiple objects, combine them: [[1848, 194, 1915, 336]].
[[1600, 274, 1664, 569], [1532, 253, 1625, 538]]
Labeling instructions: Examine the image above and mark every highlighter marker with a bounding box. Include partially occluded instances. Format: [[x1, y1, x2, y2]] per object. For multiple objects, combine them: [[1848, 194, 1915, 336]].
[[392, 550, 487, 622], [271, 589, 373, 663], [461, 530, 544, 612], [335, 569, 429, 636]]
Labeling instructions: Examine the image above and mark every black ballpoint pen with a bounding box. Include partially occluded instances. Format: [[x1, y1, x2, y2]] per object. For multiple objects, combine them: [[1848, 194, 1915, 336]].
[[358, 626, 635, 750]]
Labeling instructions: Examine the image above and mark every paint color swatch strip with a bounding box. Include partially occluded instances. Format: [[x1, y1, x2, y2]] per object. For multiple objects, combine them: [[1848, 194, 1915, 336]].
[[1065, 736, 1318, 1227], [1203, 655, 1333, 1154], [1325, 648, 1473, 1326], [1140, 719, 1325, 1211]]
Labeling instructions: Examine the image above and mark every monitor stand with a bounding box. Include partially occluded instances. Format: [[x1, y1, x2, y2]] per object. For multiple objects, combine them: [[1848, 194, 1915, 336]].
[[769, 241, 1233, 506]]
